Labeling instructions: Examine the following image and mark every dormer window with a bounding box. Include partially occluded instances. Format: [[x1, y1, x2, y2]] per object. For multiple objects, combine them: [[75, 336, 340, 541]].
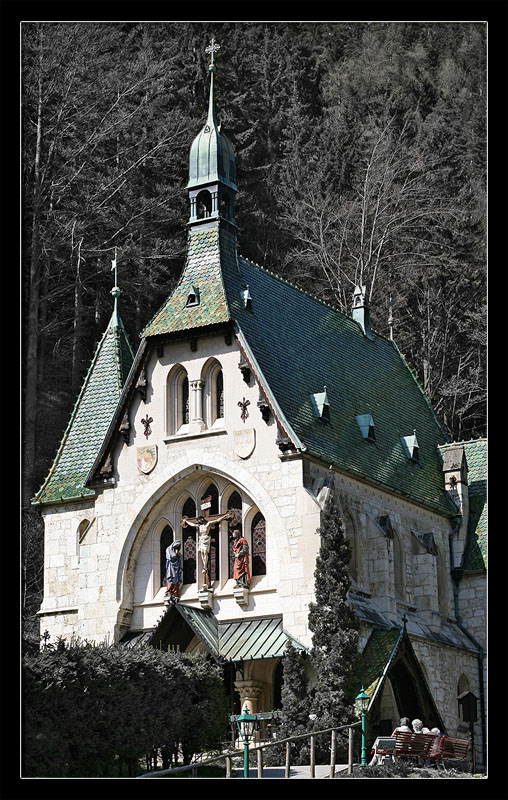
[[186, 286, 200, 307], [355, 413, 376, 441], [401, 430, 419, 462], [240, 286, 252, 309], [310, 387, 330, 422]]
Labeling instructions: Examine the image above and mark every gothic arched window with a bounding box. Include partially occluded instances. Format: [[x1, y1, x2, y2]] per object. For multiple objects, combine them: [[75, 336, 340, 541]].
[[159, 525, 173, 587], [202, 359, 224, 428], [227, 491, 243, 579], [167, 366, 189, 434], [182, 497, 197, 584], [202, 484, 220, 582], [393, 532, 405, 601], [344, 512, 358, 582], [251, 512, 266, 576]]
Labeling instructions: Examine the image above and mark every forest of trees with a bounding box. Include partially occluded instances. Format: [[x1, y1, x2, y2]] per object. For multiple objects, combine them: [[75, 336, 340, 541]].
[[22, 21, 486, 512]]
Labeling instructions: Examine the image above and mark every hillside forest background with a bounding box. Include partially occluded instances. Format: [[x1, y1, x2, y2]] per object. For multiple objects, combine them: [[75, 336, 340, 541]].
[[22, 21, 486, 516]]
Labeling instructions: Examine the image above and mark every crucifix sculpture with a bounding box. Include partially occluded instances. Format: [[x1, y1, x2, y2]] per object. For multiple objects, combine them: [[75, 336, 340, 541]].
[[180, 497, 233, 589]]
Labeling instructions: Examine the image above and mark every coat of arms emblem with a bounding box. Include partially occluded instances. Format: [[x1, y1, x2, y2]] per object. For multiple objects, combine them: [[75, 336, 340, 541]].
[[137, 444, 158, 474], [234, 428, 256, 459]]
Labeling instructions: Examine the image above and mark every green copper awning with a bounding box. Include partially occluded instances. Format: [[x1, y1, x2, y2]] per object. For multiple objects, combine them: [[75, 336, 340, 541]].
[[123, 605, 306, 663]]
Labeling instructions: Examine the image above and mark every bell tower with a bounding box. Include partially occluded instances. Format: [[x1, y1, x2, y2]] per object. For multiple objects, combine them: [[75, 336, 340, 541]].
[[187, 39, 238, 231]]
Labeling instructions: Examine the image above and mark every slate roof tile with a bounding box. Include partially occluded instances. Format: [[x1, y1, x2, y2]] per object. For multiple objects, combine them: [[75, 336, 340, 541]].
[[33, 314, 135, 505]]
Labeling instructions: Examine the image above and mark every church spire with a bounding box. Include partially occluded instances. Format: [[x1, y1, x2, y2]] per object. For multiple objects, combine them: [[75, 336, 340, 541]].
[[205, 37, 220, 129], [187, 39, 237, 226]]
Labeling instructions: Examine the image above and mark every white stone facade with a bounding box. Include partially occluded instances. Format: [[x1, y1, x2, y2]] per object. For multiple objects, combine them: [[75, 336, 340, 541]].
[[37, 330, 486, 764]]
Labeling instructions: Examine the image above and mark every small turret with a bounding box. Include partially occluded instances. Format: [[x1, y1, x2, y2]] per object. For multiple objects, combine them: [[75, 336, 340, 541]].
[[352, 285, 374, 340]]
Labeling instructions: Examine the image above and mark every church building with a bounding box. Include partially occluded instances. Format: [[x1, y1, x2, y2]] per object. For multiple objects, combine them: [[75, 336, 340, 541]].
[[32, 42, 487, 767]]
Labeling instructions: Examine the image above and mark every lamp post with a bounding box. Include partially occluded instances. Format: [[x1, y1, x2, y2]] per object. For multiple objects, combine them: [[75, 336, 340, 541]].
[[355, 688, 369, 769], [236, 704, 257, 778]]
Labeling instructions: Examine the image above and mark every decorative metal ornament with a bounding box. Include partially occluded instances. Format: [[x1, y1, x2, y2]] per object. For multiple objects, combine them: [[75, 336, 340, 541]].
[[238, 398, 250, 423], [141, 414, 153, 439], [205, 37, 221, 67]]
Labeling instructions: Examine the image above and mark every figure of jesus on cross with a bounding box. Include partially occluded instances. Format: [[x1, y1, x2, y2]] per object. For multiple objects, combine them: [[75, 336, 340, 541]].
[[180, 498, 233, 589]]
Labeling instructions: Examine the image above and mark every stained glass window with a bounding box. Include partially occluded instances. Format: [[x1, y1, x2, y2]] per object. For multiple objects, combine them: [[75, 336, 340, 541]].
[[182, 497, 196, 584], [252, 512, 266, 576], [160, 525, 173, 587], [216, 369, 224, 419], [227, 491, 242, 578], [203, 484, 219, 581], [182, 377, 189, 425]]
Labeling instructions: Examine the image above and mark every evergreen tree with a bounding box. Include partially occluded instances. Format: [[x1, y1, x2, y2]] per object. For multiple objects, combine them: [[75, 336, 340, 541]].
[[265, 640, 311, 766], [308, 492, 359, 762]]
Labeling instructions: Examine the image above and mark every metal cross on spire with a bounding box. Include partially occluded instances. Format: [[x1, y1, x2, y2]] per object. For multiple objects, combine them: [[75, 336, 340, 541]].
[[111, 246, 118, 287], [205, 37, 220, 69], [110, 246, 121, 326]]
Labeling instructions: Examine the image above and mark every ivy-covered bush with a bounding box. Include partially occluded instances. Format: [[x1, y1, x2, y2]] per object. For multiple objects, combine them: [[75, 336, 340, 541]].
[[23, 638, 228, 777]]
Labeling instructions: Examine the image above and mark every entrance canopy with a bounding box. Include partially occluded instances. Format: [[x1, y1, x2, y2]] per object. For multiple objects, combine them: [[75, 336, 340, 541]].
[[356, 625, 446, 732], [121, 603, 306, 664]]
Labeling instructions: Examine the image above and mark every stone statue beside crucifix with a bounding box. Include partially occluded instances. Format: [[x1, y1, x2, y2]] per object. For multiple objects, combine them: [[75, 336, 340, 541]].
[[180, 498, 233, 588]]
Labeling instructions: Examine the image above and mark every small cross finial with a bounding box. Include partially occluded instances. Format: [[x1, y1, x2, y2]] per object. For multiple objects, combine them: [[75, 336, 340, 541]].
[[205, 38, 220, 69], [111, 246, 118, 287]]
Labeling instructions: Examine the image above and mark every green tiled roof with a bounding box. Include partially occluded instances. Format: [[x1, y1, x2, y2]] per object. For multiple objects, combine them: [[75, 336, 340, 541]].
[[32, 312, 135, 505], [440, 439, 486, 571], [141, 219, 455, 513], [356, 627, 402, 707], [233, 257, 453, 515], [141, 223, 243, 337], [132, 604, 307, 662]]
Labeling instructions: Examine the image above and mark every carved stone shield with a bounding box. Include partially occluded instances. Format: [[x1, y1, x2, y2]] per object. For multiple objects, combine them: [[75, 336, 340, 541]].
[[234, 428, 256, 459], [137, 444, 157, 474]]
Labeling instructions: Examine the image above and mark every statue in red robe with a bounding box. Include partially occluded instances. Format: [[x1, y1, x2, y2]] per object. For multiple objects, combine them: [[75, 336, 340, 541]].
[[232, 529, 250, 587]]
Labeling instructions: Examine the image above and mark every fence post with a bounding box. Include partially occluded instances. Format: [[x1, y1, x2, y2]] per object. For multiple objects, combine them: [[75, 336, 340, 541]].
[[330, 728, 336, 778], [348, 726, 354, 774], [310, 734, 315, 778], [285, 741, 291, 778], [225, 755, 232, 779], [257, 748, 263, 778], [191, 766, 198, 778]]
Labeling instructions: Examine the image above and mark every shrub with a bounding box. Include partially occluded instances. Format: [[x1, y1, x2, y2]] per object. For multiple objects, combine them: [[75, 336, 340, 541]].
[[23, 638, 228, 777]]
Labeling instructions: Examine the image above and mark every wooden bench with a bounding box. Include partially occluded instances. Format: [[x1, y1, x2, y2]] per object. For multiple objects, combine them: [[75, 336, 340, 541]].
[[428, 736, 470, 769], [394, 731, 438, 761]]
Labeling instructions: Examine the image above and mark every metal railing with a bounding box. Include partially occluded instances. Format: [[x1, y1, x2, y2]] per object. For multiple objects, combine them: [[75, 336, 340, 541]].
[[137, 720, 361, 779]]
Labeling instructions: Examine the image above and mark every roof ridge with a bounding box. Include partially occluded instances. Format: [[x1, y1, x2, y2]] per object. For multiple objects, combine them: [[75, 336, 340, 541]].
[[439, 438, 487, 447], [238, 253, 394, 344], [390, 339, 450, 443]]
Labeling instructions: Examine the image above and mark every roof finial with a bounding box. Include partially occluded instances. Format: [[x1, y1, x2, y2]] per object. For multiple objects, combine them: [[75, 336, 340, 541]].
[[204, 38, 220, 128], [110, 247, 121, 327], [205, 37, 220, 71]]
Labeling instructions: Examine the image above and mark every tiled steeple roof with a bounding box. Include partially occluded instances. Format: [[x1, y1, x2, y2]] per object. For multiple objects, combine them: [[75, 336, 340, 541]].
[[32, 309, 135, 505], [141, 222, 243, 337]]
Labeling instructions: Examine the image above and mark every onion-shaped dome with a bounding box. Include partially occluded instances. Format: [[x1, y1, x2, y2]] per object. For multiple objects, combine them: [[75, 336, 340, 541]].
[[187, 63, 237, 192]]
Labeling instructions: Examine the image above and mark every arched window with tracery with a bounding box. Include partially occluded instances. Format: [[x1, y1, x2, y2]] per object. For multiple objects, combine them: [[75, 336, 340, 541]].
[[251, 512, 266, 576], [344, 512, 358, 582], [182, 497, 196, 584], [227, 491, 243, 579], [159, 524, 173, 587], [202, 483, 220, 582]]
